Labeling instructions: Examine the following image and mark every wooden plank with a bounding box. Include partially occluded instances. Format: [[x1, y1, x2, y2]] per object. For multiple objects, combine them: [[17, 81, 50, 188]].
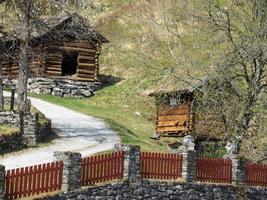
[[10, 169, 15, 199], [54, 162, 59, 191], [157, 120, 189, 127], [46, 71, 62, 75], [158, 114, 189, 122], [5, 170, 10, 199], [45, 163, 50, 192], [77, 68, 96, 74], [46, 64, 61, 69], [41, 164, 46, 193], [22, 167, 28, 197], [46, 67, 62, 72], [49, 46, 96, 54], [158, 107, 189, 116], [65, 43, 95, 49], [14, 168, 19, 199], [58, 161, 63, 190], [156, 126, 187, 133], [77, 64, 96, 71], [32, 165, 37, 195], [88, 156, 93, 185], [78, 55, 96, 61], [78, 63, 96, 68], [29, 166, 34, 196], [45, 60, 62, 65]]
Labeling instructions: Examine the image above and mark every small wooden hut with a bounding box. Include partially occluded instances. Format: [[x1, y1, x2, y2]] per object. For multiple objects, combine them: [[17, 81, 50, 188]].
[[0, 13, 109, 81], [152, 90, 194, 137], [151, 79, 226, 138]]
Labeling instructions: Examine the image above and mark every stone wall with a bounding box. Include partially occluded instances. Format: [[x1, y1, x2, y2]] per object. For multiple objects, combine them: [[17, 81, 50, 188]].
[[0, 132, 22, 154], [0, 111, 52, 149], [37, 119, 52, 141], [0, 111, 20, 127], [28, 78, 102, 98], [39, 181, 267, 200], [32, 142, 267, 200]]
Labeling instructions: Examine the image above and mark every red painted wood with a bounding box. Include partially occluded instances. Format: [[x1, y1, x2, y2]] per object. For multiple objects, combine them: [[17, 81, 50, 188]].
[[5, 161, 64, 199], [49, 163, 54, 192], [196, 157, 232, 183], [245, 162, 267, 187], [80, 151, 124, 186], [140, 152, 183, 180], [88, 156, 92, 185], [23, 167, 29, 197], [58, 161, 63, 190], [28, 166, 33, 196], [32, 165, 37, 195], [36, 164, 41, 195]]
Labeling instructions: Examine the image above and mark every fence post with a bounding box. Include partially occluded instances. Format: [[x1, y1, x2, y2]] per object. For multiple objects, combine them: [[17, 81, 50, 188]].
[[0, 165, 5, 200], [114, 144, 141, 183], [231, 155, 245, 186], [180, 135, 196, 182], [54, 151, 82, 192]]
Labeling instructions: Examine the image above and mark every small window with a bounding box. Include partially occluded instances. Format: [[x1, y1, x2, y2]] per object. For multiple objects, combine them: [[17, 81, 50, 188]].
[[61, 52, 78, 76]]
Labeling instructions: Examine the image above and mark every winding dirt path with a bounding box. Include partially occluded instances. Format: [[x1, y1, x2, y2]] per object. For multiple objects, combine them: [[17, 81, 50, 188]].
[[0, 92, 120, 169]]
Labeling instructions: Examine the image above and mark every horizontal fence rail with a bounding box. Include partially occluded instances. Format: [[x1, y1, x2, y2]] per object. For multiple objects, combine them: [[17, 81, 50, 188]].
[[196, 157, 232, 184], [5, 161, 63, 200], [245, 162, 267, 187], [81, 151, 124, 186], [140, 152, 183, 180]]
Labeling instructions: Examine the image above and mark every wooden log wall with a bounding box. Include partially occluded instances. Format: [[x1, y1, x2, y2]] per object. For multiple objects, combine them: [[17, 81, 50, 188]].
[[46, 41, 100, 81], [44, 47, 63, 77], [2, 46, 46, 79], [76, 41, 99, 81], [156, 104, 192, 135], [2, 41, 100, 82]]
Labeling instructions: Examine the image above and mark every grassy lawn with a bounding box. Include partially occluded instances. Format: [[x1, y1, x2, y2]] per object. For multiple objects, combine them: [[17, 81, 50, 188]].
[[30, 83, 170, 152], [0, 125, 18, 136]]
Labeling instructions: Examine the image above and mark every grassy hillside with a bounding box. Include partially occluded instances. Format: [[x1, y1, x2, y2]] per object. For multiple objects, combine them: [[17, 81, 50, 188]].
[[1, 1, 265, 159], [32, 0, 206, 151]]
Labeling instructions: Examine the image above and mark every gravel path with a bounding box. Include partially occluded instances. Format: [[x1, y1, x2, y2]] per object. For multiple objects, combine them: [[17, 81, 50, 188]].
[[0, 92, 120, 169]]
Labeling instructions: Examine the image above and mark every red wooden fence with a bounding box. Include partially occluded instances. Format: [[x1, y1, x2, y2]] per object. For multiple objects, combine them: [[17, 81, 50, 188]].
[[245, 162, 267, 187], [140, 152, 183, 180], [81, 151, 124, 186], [196, 157, 232, 183], [5, 161, 63, 200]]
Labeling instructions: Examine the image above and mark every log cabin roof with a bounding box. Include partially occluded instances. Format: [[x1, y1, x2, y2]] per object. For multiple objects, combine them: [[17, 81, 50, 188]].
[[0, 13, 109, 49], [149, 76, 208, 97]]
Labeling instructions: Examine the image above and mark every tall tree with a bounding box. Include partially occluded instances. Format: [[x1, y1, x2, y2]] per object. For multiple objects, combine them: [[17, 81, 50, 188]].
[[202, 0, 267, 156], [16, 0, 32, 112], [0, 59, 3, 111], [151, 0, 266, 158]]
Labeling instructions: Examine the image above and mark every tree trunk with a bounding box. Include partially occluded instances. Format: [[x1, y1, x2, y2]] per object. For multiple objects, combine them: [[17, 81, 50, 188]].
[[0, 62, 3, 112], [17, 40, 29, 111], [17, 0, 31, 112]]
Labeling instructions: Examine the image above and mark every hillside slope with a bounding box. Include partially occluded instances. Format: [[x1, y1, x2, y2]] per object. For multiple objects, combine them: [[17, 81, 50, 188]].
[[1, 0, 266, 159]]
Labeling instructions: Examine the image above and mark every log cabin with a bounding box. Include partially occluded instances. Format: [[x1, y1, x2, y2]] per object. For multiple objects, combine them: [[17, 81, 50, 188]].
[[0, 13, 109, 81], [151, 79, 226, 138]]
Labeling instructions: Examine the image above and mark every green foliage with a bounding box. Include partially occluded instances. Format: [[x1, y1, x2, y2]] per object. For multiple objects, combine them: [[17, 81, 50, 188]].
[[198, 141, 227, 158], [0, 125, 18, 136]]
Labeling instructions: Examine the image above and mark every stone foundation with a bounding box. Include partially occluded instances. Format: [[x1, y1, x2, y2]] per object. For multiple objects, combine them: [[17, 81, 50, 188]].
[[28, 78, 102, 98], [39, 181, 267, 200]]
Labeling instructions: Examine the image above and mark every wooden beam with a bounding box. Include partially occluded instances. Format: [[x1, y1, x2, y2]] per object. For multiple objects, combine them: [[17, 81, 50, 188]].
[[78, 63, 95, 68], [77, 69, 96, 75]]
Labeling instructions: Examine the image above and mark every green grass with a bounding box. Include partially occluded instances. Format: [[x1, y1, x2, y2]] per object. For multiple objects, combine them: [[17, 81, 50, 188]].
[[0, 125, 18, 136], [30, 84, 169, 152]]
